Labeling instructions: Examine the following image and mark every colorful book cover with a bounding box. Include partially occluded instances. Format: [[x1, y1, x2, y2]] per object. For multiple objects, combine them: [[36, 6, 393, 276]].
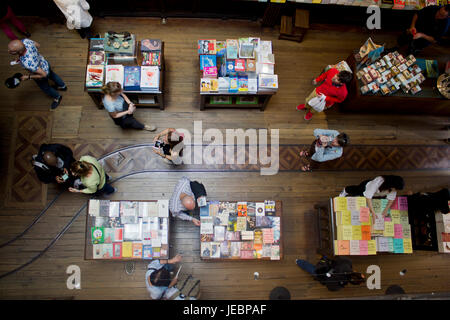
[[200, 54, 216, 71], [132, 242, 143, 258], [336, 240, 350, 255], [198, 39, 216, 55], [367, 240, 377, 255], [226, 39, 238, 59], [264, 200, 276, 216], [351, 210, 361, 226], [91, 227, 105, 244], [122, 242, 133, 258], [239, 42, 255, 59], [235, 59, 246, 72], [210, 79, 219, 92], [104, 228, 115, 243], [270, 245, 280, 260], [216, 41, 227, 56], [359, 240, 369, 255], [236, 217, 247, 231], [203, 66, 218, 78], [256, 216, 272, 228], [394, 224, 403, 238], [200, 204, 210, 216], [246, 216, 256, 230], [403, 238, 413, 253], [247, 202, 256, 216], [200, 78, 211, 92], [220, 241, 230, 258], [246, 59, 256, 72], [361, 225, 371, 240], [102, 244, 113, 259], [254, 229, 263, 244], [211, 242, 221, 258], [240, 250, 255, 259], [360, 207, 370, 223], [141, 39, 161, 51], [112, 242, 122, 259], [351, 225, 362, 240], [86, 65, 104, 88], [201, 242, 211, 258], [237, 202, 248, 216], [142, 245, 153, 259], [89, 199, 100, 216], [255, 202, 265, 216], [89, 50, 105, 65], [334, 197, 348, 211], [229, 77, 238, 93], [393, 238, 404, 253], [238, 75, 248, 92], [123, 66, 141, 91], [93, 244, 103, 259], [140, 66, 160, 90], [105, 65, 124, 87], [89, 38, 104, 51], [227, 215, 237, 231], [201, 234, 213, 242]]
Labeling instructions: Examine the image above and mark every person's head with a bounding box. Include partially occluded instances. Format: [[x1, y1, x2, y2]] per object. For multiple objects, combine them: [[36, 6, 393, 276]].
[[70, 160, 91, 177], [436, 5, 450, 19], [149, 268, 171, 287], [380, 175, 405, 192], [331, 133, 349, 147], [349, 272, 366, 285], [332, 71, 353, 86], [101, 81, 122, 98], [181, 195, 195, 211], [42, 151, 57, 167], [8, 40, 26, 56]]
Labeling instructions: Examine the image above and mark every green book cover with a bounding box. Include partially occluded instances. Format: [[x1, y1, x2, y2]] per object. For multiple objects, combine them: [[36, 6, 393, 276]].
[[210, 96, 232, 104], [91, 227, 105, 244], [236, 96, 258, 105]]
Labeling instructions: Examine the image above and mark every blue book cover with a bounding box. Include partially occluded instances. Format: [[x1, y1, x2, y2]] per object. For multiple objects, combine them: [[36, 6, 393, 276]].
[[143, 245, 153, 259], [200, 204, 210, 217], [229, 77, 238, 93], [200, 54, 217, 71], [238, 75, 248, 92], [124, 66, 141, 91], [226, 60, 235, 76]]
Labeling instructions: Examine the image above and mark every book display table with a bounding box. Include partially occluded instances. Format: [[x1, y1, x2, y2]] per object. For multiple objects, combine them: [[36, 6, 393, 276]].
[[340, 52, 449, 116], [199, 200, 283, 260], [85, 36, 165, 110], [316, 196, 413, 256], [85, 199, 170, 260], [197, 38, 278, 111]]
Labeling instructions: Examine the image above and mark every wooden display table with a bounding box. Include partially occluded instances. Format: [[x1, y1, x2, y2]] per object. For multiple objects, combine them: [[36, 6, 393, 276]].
[[340, 52, 449, 116], [199, 200, 283, 261], [85, 41, 165, 110], [200, 90, 276, 111], [85, 199, 170, 261]]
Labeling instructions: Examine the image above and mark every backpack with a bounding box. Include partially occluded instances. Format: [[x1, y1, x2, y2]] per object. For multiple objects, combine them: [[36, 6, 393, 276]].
[[166, 274, 201, 300]]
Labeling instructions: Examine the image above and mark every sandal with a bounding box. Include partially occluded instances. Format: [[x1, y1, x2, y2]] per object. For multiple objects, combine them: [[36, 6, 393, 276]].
[[301, 165, 312, 172], [299, 150, 309, 157]]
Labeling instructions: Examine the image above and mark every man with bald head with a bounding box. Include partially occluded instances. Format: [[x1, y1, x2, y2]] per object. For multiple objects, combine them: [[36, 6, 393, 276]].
[[33, 143, 75, 186], [169, 176, 201, 226], [8, 38, 66, 109]]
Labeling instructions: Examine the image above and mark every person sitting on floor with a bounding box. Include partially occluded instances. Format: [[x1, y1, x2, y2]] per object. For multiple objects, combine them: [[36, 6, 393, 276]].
[[169, 176, 205, 226], [340, 175, 405, 219], [101, 81, 157, 132], [152, 128, 184, 165], [145, 254, 182, 300], [296, 68, 352, 121], [32, 143, 75, 186], [299, 129, 349, 172]]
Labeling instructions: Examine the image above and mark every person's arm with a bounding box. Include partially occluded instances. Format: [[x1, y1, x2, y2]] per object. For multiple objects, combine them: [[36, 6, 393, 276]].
[[314, 69, 331, 84], [109, 110, 130, 119], [366, 198, 376, 218], [120, 92, 133, 106], [21, 67, 47, 80], [311, 147, 342, 162], [313, 129, 340, 138], [413, 33, 436, 43], [324, 88, 347, 106], [408, 13, 418, 33], [159, 254, 182, 265], [381, 199, 395, 218], [32, 40, 41, 49]]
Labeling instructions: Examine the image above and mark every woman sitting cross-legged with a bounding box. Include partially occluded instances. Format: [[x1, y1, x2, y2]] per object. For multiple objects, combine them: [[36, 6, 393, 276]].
[[101, 81, 157, 132], [299, 129, 349, 171], [152, 128, 184, 165]]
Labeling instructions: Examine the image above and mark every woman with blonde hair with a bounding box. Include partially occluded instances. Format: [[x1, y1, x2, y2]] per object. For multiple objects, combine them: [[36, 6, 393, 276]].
[[101, 81, 156, 131], [68, 155, 116, 196]]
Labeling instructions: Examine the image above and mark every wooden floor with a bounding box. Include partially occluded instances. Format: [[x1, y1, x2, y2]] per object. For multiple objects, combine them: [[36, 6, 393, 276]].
[[0, 16, 449, 300]]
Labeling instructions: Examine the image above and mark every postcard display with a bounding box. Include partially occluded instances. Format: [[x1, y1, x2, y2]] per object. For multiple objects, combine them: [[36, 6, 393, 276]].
[[85, 35, 164, 109], [85, 200, 169, 260], [200, 200, 282, 260], [332, 196, 413, 255], [198, 38, 278, 110]]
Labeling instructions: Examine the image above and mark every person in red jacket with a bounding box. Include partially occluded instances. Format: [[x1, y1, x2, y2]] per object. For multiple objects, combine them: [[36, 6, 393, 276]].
[[296, 68, 352, 121]]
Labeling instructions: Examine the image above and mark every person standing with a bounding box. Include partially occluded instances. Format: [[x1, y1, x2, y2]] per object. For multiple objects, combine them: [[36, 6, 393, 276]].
[[53, 0, 94, 39], [8, 39, 66, 109], [68, 155, 116, 196], [340, 175, 405, 219], [101, 82, 156, 131], [299, 129, 349, 171], [0, 3, 31, 40], [153, 128, 184, 165], [32, 143, 75, 186], [295, 256, 365, 291], [169, 176, 202, 226], [398, 5, 450, 55], [296, 68, 352, 121]]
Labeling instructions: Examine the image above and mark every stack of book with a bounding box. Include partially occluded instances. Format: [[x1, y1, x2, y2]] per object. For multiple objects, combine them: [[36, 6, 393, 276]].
[[357, 51, 425, 96], [86, 38, 105, 88], [436, 209, 450, 253], [200, 200, 281, 260], [333, 196, 413, 255], [88, 199, 169, 260], [141, 39, 162, 67], [289, 0, 428, 10], [198, 37, 278, 94]]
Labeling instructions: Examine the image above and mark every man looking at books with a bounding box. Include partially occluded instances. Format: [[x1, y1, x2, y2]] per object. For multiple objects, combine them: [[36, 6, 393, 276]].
[[169, 176, 201, 226], [8, 39, 66, 109], [398, 5, 450, 55], [296, 68, 352, 121]]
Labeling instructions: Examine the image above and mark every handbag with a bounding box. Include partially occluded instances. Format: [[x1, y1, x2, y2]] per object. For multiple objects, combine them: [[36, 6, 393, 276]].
[[308, 94, 327, 112]]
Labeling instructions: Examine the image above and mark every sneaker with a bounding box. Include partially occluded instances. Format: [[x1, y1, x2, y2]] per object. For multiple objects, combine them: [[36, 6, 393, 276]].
[[51, 96, 62, 110], [144, 124, 157, 132], [52, 84, 67, 91], [304, 111, 313, 121], [296, 104, 306, 111]]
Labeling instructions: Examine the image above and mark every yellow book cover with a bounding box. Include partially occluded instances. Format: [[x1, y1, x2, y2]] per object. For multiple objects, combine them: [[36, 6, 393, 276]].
[[122, 242, 133, 258], [403, 238, 413, 253], [402, 224, 412, 239], [400, 211, 409, 226], [351, 225, 362, 240], [335, 211, 342, 226], [391, 210, 401, 224], [334, 240, 339, 254], [333, 197, 348, 212], [384, 221, 395, 237], [342, 225, 353, 240], [367, 240, 377, 255], [312, 0, 322, 3], [356, 197, 367, 209], [341, 210, 352, 225], [336, 225, 343, 240]]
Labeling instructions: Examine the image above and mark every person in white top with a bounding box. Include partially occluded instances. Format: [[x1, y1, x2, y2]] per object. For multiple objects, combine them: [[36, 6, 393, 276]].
[[53, 0, 93, 39], [145, 254, 182, 300], [340, 175, 405, 218]]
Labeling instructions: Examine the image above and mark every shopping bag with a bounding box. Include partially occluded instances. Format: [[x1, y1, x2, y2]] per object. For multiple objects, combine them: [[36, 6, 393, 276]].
[[308, 94, 326, 112]]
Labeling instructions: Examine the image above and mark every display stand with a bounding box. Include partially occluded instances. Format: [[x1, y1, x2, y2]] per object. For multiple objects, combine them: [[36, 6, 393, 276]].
[[200, 91, 276, 111], [340, 52, 449, 116], [85, 200, 170, 261], [85, 41, 165, 110]]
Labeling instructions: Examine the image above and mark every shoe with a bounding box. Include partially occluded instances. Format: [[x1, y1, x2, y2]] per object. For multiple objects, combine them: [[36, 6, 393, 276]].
[[52, 84, 67, 91], [296, 104, 306, 111], [144, 124, 157, 132], [304, 111, 313, 121], [104, 188, 117, 197], [51, 96, 62, 110]]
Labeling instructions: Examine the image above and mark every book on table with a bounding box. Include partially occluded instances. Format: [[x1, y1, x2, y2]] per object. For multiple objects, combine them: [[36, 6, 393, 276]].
[[105, 65, 124, 87], [140, 66, 160, 91]]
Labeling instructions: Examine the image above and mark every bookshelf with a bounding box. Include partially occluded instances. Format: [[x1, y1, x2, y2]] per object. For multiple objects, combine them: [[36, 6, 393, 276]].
[[199, 200, 283, 261], [287, 0, 444, 11], [85, 41, 165, 110], [85, 200, 170, 261], [200, 91, 276, 111]]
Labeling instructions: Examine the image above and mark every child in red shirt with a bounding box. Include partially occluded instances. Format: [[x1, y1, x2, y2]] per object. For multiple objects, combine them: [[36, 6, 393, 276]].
[[297, 69, 352, 121]]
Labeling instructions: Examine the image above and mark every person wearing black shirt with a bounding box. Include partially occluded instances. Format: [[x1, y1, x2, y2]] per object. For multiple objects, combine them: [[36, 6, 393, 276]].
[[398, 5, 450, 55], [296, 256, 365, 291], [32, 143, 75, 186]]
